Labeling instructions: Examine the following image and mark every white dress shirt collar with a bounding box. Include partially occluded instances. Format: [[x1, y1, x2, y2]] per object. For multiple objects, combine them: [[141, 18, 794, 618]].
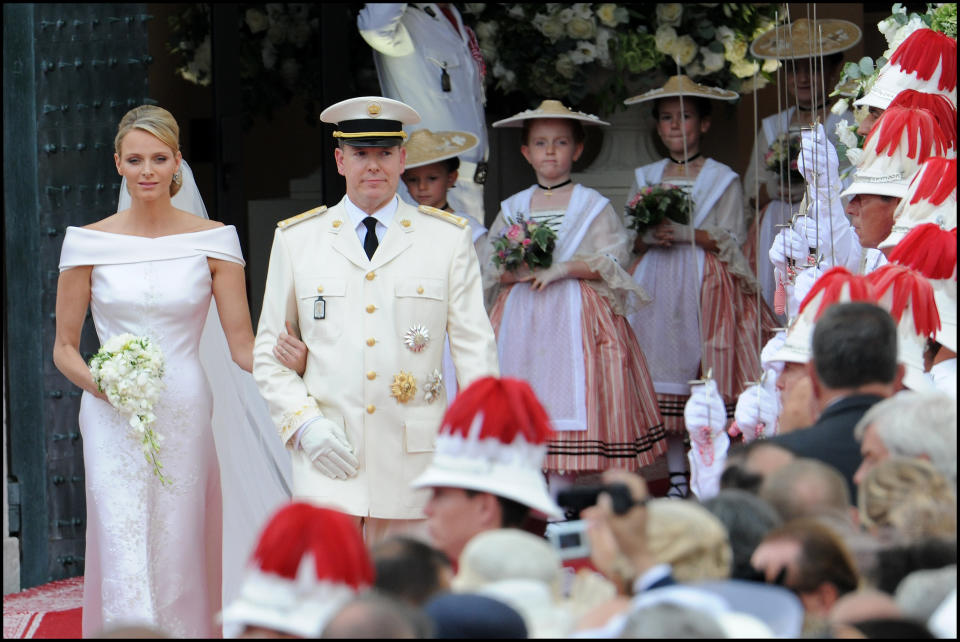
[[344, 194, 399, 243]]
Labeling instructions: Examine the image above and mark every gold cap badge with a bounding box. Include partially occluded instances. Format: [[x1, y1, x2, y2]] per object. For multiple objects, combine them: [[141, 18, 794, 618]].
[[367, 102, 382, 117]]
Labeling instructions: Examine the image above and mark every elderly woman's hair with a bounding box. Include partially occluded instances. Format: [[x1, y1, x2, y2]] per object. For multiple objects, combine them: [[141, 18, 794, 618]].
[[114, 105, 182, 197], [858, 457, 957, 541], [646, 498, 732, 582]]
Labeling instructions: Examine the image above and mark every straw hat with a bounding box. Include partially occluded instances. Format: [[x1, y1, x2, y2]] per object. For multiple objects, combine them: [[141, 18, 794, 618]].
[[403, 128, 479, 170], [750, 18, 862, 60], [880, 157, 957, 249], [771, 268, 876, 363], [491, 99, 609, 128], [220, 503, 374, 638], [410, 377, 563, 519], [856, 29, 958, 110], [841, 106, 950, 199], [624, 74, 739, 106], [868, 264, 941, 392]]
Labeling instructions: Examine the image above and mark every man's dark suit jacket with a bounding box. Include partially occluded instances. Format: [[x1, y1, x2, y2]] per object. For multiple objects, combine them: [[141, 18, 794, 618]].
[[763, 394, 886, 501]]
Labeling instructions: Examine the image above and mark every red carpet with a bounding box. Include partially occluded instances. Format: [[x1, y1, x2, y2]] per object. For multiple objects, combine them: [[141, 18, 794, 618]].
[[3, 576, 83, 639]]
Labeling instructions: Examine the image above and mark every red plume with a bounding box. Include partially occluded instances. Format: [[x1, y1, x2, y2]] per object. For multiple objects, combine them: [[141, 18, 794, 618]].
[[868, 264, 941, 337], [864, 106, 949, 161], [798, 267, 877, 321], [889, 28, 957, 91], [441, 376, 554, 445], [889, 224, 958, 279], [888, 90, 957, 151], [907, 157, 957, 206], [253, 503, 374, 589]]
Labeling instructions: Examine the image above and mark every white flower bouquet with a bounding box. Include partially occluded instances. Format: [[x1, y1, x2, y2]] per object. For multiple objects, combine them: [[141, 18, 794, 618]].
[[89, 334, 169, 485]]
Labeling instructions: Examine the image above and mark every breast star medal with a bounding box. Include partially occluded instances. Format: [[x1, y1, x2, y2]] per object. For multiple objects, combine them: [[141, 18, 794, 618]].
[[403, 324, 430, 352], [390, 371, 417, 404], [423, 369, 444, 404]]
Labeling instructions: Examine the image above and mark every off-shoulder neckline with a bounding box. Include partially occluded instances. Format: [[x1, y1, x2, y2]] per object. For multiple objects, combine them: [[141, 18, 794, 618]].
[[67, 225, 234, 240]]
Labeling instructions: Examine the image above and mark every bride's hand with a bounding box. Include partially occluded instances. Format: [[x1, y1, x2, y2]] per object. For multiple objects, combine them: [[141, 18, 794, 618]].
[[274, 321, 308, 376]]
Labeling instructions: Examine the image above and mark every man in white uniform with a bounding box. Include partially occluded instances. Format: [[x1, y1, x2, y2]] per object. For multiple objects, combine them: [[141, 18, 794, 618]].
[[358, 3, 488, 225], [253, 96, 499, 542]]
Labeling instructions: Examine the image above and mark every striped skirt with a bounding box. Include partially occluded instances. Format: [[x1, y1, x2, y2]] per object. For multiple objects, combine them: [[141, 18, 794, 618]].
[[490, 281, 667, 473], [658, 252, 779, 435]]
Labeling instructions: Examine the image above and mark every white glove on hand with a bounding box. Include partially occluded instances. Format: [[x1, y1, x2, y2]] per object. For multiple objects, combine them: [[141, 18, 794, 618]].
[[530, 262, 569, 290], [684, 380, 730, 500], [768, 228, 810, 273], [792, 215, 820, 259], [799, 124, 840, 198], [299, 418, 359, 480], [793, 264, 827, 314], [731, 369, 781, 443]]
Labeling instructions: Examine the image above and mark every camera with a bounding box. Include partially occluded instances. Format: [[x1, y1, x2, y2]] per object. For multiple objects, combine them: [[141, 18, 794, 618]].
[[546, 484, 641, 561], [556, 483, 637, 517], [545, 520, 590, 561]]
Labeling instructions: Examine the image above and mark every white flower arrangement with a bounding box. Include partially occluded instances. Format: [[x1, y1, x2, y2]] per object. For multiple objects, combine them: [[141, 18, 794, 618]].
[[89, 334, 169, 485], [831, 3, 957, 119], [469, 3, 779, 119]]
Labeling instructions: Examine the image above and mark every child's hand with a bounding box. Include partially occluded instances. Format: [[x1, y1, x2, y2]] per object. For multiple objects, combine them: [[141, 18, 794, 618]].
[[274, 321, 308, 376], [503, 264, 533, 284], [530, 262, 569, 290], [652, 220, 675, 247]]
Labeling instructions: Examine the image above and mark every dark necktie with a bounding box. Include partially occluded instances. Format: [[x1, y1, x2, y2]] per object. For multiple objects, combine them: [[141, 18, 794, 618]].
[[362, 216, 379, 260]]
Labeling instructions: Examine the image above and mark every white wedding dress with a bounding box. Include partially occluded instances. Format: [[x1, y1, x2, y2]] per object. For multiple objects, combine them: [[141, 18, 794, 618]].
[[59, 225, 290, 637]]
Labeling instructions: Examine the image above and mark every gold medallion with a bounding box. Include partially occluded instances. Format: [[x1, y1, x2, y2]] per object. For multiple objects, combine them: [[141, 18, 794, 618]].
[[403, 324, 430, 352], [390, 372, 417, 404], [367, 102, 382, 117]]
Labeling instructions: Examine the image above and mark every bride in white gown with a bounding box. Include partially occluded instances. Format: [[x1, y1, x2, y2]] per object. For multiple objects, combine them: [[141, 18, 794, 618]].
[[53, 105, 293, 637]]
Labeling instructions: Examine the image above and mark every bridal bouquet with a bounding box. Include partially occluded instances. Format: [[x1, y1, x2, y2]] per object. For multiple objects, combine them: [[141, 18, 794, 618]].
[[624, 184, 690, 236], [89, 334, 169, 485], [492, 215, 558, 272], [764, 133, 804, 185]]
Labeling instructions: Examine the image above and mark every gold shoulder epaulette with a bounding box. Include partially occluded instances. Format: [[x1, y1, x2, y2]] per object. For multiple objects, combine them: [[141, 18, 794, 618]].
[[277, 205, 327, 229], [418, 205, 467, 228]]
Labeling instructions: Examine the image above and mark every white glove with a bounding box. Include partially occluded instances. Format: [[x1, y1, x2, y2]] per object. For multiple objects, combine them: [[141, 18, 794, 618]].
[[299, 418, 359, 480], [792, 215, 820, 259], [799, 124, 840, 198], [530, 261, 569, 290], [684, 380, 730, 500], [793, 264, 828, 315], [768, 228, 810, 273], [731, 369, 781, 443]]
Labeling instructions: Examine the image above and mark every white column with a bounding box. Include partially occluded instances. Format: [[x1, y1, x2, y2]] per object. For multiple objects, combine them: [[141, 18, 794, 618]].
[[572, 108, 661, 212]]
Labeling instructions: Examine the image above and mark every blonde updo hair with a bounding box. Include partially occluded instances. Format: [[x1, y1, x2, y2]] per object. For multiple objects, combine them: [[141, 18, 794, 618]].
[[114, 105, 182, 197], [645, 498, 733, 582], [858, 457, 957, 541]]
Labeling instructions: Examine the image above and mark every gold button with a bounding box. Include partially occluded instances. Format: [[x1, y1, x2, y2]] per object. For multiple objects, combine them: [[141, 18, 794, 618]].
[[366, 371, 376, 380], [366, 337, 376, 346], [401, 219, 411, 227], [417, 286, 424, 294], [366, 272, 376, 281], [332, 220, 342, 228], [366, 304, 376, 313], [366, 404, 376, 414], [316, 285, 323, 293]]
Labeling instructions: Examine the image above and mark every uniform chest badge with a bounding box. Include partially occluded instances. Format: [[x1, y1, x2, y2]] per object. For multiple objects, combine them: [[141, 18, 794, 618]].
[[404, 324, 430, 352], [423, 369, 444, 404], [391, 371, 417, 404]]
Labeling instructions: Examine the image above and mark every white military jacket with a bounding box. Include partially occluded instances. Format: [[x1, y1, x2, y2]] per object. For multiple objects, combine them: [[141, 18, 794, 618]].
[[253, 196, 499, 519]]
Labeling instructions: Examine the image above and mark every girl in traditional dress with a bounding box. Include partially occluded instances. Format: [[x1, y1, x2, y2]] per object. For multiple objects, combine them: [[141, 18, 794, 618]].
[[479, 100, 666, 487], [623, 76, 777, 497]]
